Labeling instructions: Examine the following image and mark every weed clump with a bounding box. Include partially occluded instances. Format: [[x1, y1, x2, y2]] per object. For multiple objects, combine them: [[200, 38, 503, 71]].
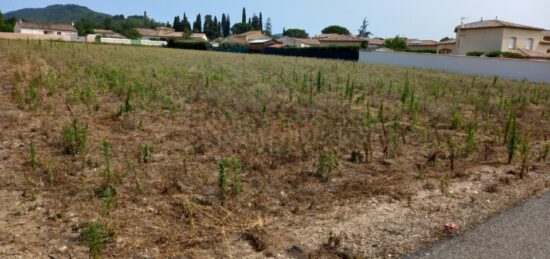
[[62, 119, 89, 155], [80, 220, 112, 259], [316, 149, 339, 181]]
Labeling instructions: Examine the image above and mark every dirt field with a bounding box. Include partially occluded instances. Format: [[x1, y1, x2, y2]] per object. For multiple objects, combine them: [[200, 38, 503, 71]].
[[0, 40, 549, 258]]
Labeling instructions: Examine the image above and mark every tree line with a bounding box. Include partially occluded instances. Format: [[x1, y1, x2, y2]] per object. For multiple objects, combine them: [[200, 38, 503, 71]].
[[171, 8, 273, 40], [0, 10, 17, 32]]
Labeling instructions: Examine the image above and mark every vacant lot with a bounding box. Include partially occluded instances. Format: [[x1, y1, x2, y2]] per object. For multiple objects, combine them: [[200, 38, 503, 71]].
[[0, 40, 549, 258]]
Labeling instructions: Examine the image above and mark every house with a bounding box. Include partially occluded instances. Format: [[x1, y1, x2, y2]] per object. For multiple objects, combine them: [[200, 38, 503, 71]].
[[454, 19, 550, 57], [437, 40, 456, 54], [407, 39, 438, 51], [223, 31, 271, 45], [277, 36, 321, 48], [366, 38, 385, 48], [313, 34, 366, 46], [248, 38, 279, 52], [93, 29, 126, 39], [14, 20, 78, 39], [190, 33, 208, 41], [136, 27, 183, 40]]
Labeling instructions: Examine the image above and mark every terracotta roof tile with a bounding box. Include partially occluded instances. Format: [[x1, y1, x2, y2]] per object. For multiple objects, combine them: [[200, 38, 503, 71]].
[[314, 34, 364, 42], [18, 21, 77, 32], [455, 20, 544, 32]]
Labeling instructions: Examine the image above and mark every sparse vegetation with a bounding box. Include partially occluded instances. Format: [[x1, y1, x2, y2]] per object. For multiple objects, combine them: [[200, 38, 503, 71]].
[[1, 39, 549, 258], [62, 119, 89, 155]]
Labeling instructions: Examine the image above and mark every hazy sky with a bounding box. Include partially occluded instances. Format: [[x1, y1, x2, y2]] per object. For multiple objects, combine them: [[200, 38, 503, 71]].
[[2, 0, 549, 40]]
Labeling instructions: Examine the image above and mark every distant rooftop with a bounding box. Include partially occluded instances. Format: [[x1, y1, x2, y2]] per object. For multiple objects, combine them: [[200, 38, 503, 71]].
[[17, 20, 77, 32], [455, 19, 545, 32]]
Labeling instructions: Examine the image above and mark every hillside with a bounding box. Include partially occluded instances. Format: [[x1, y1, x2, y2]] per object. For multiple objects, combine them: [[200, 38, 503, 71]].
[[4, 4, 111, 24]]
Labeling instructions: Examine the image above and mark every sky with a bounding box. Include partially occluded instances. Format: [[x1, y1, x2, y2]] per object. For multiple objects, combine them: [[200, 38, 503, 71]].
[[2, 0, 549, 40]]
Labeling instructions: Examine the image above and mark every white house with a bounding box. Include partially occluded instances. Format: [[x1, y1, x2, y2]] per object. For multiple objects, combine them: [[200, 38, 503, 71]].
[[14, 20, 78, 39]]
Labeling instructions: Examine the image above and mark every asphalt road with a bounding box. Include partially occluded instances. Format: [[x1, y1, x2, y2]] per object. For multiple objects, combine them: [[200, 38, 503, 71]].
[[408, 192, 550, 259]]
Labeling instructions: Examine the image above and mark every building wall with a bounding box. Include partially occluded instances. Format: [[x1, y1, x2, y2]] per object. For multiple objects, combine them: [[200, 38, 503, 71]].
[[408, 45, 438, 51], [501, 28, 543, 51], [455, 28, 504, 55], [359, 50, 550, 83], [437, 44, 456, 54], [0, 32, 73, 41]]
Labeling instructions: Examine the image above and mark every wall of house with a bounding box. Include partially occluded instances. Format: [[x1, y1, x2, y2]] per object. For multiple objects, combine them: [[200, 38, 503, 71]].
[[456, 28, 504, 55], [501, 28, 543, 51], [0, 32, 73, 41], [408, 45, 438, 51], [437, 44, 455, 54], [359, 50, 550, 83]]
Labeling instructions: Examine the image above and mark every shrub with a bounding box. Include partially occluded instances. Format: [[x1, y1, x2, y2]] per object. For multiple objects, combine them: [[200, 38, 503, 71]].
[[466, 51, 485, 57], [214, 42, 249, 53], [316, 149, 339, 181], [384, 36, 408, 51], [485, 50, 502, 58], [62, 119, 89, 155], [502, 51, 526, 59], [263, 46, 360, 60]]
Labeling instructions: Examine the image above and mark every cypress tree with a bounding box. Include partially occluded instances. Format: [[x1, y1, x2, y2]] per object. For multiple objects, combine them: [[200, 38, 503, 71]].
[[242, 8, 246, 24], [225, 15, 231, 37], [259, 12, 263, 33], [221, 14, 227, 37], [182, 13, 191, 32], [193, 14, 202, 33]]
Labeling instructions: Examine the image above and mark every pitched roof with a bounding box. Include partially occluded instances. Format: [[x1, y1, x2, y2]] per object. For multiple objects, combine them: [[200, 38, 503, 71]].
[[17, 20, 77, 32], [314, 34, 364, 42], [295, 38, 321, 45], [223, 35, 247, 44], [455, 20, 544, 32], [136, 28, 183, 38], [366, 38, 385, 46], [438, 40, 456, 45], [408, 39, 438, 46], [249, 38, 276, 44], [93, 29, 126, 39]]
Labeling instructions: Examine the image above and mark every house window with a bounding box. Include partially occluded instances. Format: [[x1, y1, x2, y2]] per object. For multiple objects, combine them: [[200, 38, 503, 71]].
[[526, 38, 533, 50], [57, 32, 62, 35], [544, 36, 550, 42], [547, 49, 550, 53], [508, 37, 517, 49]]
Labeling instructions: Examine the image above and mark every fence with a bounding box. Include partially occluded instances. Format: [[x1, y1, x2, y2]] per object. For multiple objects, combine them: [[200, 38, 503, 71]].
[[359, 51, 550, 83], [264, 47, 359, 61]]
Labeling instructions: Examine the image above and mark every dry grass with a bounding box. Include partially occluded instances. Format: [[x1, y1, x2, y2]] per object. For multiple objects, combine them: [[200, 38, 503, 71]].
[[0, 39, 549, 258]]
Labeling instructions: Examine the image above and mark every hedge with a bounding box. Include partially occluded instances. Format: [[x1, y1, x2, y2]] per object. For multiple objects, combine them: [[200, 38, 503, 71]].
[[167, 39, 211, 50], [466, 51, 485, 57], [263, 46, 360, 60], [213, 42, 249, 53]]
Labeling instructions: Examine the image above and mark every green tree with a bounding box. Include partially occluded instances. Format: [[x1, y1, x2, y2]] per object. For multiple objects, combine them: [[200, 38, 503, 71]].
[[231, 22, 252, 35], [193, 14, 202, 32], [440, 36, 452, 42], [182, 13, 191, 33], [264, 17, 272, 37], [384, 35, 408, 50], [242, 7, 246, 24], [283, 28, 309, 38], [0, 10, 4, 30], [357, 18, 372, 38], [75, 18, 95, 36], [203, 15, 219, 40], [251, 14, 261, 31], [173, 16, 182, 32], [322, 25, 351, 35], [259, 12, 263, 32]]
